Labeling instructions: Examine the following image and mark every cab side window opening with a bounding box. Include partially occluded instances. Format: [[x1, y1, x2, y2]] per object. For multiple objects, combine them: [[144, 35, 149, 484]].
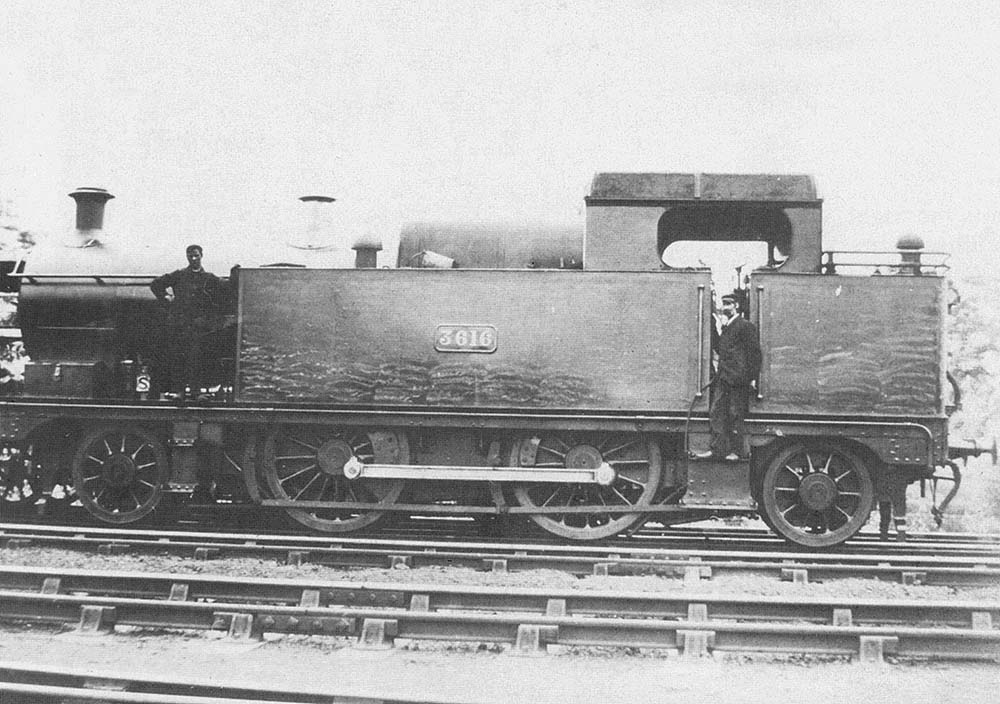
[[657, 206, 792, 270]]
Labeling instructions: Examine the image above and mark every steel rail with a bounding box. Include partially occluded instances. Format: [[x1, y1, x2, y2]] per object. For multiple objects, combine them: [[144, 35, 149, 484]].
[[633, 524, 1000, 547], [1, 565, 998, 629], [8, 517, 1000, 556], [0, 585, 997, 663], [5, 521, 1000, 562], [3, 525, 1000, 587], [0, 662, 448, 704]]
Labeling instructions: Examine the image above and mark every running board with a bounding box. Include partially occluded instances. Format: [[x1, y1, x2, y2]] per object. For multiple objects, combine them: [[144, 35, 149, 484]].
[[342, 457, 616, 486]]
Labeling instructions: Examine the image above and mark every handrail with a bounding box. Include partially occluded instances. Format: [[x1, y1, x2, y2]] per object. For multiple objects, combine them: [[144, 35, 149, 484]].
[[10, 274, 229, 285], [755, 284, 764, 400], [695, 284, 706, 398], [822, 250, 950, 275]]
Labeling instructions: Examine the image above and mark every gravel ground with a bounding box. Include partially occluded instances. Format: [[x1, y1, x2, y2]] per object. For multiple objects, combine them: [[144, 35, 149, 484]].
[[1, 624, 998, 704]]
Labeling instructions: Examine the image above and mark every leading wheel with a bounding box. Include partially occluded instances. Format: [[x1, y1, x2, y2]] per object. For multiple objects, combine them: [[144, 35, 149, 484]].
[[511, 432, 662, 540], [71, 425, 169, 524], [760, 441, 874, 548], [262, 424, 408, 533]]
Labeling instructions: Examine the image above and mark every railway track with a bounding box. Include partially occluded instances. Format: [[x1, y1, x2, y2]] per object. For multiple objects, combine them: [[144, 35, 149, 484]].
[[1, 565, 998, 663], [0, 661, 450, 704], [11, 503, 1000, 555], [3, 523, 1000, 587]]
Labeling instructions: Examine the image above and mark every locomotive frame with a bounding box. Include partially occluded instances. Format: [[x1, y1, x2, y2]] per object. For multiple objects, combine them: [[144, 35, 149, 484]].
[[0, 173, 990, 547]]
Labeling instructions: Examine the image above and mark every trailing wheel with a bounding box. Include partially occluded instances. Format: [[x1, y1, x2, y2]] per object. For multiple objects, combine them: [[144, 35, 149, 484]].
[[760, 441, 875, 548], [261, 424, 408, 533], [71, 425, 169, 524], [511, 432, 662, 540]]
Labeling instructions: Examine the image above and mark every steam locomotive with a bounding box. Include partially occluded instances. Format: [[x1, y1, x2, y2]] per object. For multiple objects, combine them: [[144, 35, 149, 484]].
[[0, 173, 992, 547]]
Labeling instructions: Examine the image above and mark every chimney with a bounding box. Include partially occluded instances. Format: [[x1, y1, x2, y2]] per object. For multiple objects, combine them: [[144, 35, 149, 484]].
[[69, 187, 114, 232], [299, 195, 336, 245]]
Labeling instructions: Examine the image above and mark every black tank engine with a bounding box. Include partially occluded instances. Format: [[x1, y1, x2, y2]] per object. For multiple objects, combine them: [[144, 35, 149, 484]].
[[0, 174, 992, 546]]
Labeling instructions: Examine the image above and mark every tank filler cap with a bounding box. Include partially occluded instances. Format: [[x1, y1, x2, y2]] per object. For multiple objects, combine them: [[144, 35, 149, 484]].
[[896, 234, 924, 250], [352, 232, 384, 252]]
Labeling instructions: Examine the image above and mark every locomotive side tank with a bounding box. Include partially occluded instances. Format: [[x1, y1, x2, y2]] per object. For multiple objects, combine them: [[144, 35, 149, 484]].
[[754, 272, 945, 418], [237, 268, 711, 411]]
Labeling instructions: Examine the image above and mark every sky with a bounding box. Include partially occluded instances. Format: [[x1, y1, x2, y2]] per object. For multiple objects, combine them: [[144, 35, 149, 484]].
[[1, 0, 998, 274]]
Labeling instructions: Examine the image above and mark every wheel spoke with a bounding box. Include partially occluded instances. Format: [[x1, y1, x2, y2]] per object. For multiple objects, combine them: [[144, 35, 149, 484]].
[[610, 487, 632, 504], [86, 455, 105, 466], [601, 439, 638, 458], [292, 472, 322, 501], [540, 486, 563, 507], [288, 436, 320, 452], [821, 453, 833, 474], [277, 464, 318, 485], [275, 454, 314, 461], [782, 464, 805, 480], [551, 437, 572, 452]]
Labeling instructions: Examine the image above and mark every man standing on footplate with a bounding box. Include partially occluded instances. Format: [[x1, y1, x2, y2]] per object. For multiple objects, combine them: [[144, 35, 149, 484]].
[[694, 292, 762, 461]]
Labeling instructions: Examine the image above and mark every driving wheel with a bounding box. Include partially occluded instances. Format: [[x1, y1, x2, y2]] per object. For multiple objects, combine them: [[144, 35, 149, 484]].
[[511, 432, 662, 540], [262, 424, 408, 533]]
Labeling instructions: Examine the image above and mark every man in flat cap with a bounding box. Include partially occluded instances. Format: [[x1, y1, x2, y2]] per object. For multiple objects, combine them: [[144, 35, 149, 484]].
[[695, 292, 762, 461], [150, 244, 227, 399]]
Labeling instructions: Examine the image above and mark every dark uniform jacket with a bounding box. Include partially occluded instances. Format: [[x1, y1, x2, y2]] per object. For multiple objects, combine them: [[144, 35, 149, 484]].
[[150, 268, 227, 329], [715, 316, 762, 387]]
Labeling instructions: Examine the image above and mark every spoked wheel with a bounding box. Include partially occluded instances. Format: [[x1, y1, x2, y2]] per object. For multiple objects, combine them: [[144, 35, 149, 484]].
[[261, 424, 408, 533], [71, 425, 169, 524], [760, 441, 875, 548], [511, 432, 662, 540]]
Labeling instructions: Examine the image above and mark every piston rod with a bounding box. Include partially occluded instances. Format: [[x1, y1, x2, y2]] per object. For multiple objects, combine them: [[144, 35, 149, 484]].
[[342, 457, 616, 486]]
